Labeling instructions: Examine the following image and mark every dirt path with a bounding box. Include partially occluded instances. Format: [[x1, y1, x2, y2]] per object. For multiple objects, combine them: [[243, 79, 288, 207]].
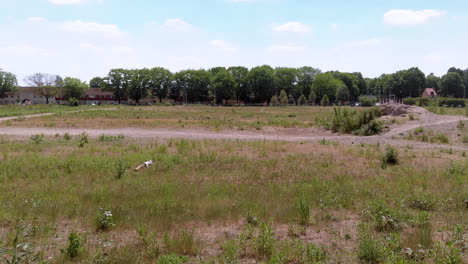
[[1, 105, 467, 151], [0, 108, 117, 123]]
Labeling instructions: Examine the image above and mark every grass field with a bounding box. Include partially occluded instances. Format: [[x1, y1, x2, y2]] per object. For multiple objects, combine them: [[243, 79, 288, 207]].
[[0, 105, 336, 130], [0, 134, 466, 263], [0, 105, 101, 118]]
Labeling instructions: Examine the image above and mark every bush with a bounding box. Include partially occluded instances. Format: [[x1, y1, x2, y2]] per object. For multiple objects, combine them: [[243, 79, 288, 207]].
[[335, 84, 350, 104], [309, 90, 317, 105], [69, 97, 80, 106], [64, 232, 84, 259], [320, 95, 330, 106], [30, 134, 44, 144], [255, 223, 275, 259], [438, 98, 466, 107], [157, 254, 189, 264], [96, 208, 114, 231], [381, 145, 399, 168], [270, 96, 279, 106], [403, 97, 431, 107], [297, 94, 307, 105], [357, 224, 384, 264], [63, 133, 72, 141], [329, 107, 383, 136], [115, 159, 127, 179], [359, 96, 377, 107], [279, 90, 288, 105], [297, 199, 310, 226], [366, 201, 401, 232], [78, 132, 89, 148]]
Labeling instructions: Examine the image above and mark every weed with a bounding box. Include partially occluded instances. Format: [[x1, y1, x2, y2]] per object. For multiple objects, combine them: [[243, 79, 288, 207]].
[[96, 208, 115, 231], [78, 132, 89, 148], [304, 243, 327, 263], [0, 224, 44, 264], [63, 133, 72, 140], [157, 254, 189, 264], [366, 201, 401, 232], [137, 225, 160, 258], [329, 107, 383, 136], [297, 199, 310, 226], [63, 232, 84, 259], [357, 223, 384, 264], [246, 211, 259, 226], [406, 192, 437, 211], [381, 145, 399, 168], [221, 240, 239, 264], [30, 134, 44, 144], [254, 223, 275, 259], [115, 158, 127, 179]]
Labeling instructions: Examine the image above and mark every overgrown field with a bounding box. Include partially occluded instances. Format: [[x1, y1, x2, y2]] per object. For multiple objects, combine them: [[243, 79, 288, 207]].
[[0, 105, 336, 130], [0, 105, 98, 118], [0, 135, 466, 263]]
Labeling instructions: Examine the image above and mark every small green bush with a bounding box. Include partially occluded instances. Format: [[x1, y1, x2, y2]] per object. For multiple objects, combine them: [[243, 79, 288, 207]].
[[157, 254, 189, 264], [309, 91, 317, 105], [297, 94, 307, 105], [64, 232, 84, 259], [320, 95, 329, 106], [357, 224, 384, 264], [270, 96, 279, 106], [297, 199, 310, 226], [96, 208, 115, 231], [255, 223, 275, 259], [115, 159, 127, 179], [359, 96, 377, 107], [329, 107, 383, 136], [30, 134, 44, 144], [63, 133, 72, 141], [381, 145, 399, 168], [279, 90, 288, 105]]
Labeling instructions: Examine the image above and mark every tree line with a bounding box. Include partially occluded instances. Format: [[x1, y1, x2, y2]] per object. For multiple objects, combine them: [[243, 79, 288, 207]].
[[1, 66, 467, 105]]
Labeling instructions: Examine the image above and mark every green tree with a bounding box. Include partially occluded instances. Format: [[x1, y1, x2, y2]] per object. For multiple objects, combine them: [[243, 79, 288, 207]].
[[320, 95, 330, 106], [312, 73, 341, 103], [441, 72, 465, 98], [128, 69, 151, 104], [247, 65, 275, 103], [228, 66, 250, 104], [275, 67, 299, 99], [309, 90, 317, 105], [103, 68, 130, 104], [63, 77, 89, 99], [425, 73, 441, 92], [335, 84, 350, 104], [279, 89, 288, 105], [172, 69, 211, 103], [89, 77, 104, 88], [401, 67, 426, 97], [298, 94, 307, 105], [331, 72, 360, 100], [211, 68, 235, 104], [0, 69, 17, 98], [297, 66, 321, 98], [147, 67, 172, 102]]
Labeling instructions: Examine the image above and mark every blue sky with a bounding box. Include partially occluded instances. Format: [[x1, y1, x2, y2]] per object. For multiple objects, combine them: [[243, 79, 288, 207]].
[[1, 0, 468, 83]]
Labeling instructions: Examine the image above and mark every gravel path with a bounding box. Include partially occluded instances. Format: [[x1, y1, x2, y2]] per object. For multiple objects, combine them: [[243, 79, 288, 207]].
[[1, 106, 467, 151]]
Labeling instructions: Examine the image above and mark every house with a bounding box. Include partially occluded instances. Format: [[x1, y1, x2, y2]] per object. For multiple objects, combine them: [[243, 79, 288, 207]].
[[0, 87, 56, 105], [77, 87, 128, 105], [421, 88, 437, 98]]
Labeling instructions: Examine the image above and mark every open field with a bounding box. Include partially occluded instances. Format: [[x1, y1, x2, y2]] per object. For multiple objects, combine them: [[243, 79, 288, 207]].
[[0, 104, 467, 264], [0, 105, 337, 130], [0, 105, 103, 118]]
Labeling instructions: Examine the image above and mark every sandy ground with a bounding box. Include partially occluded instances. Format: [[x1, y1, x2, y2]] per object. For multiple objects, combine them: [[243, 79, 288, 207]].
[[1, 104, 467, 151]]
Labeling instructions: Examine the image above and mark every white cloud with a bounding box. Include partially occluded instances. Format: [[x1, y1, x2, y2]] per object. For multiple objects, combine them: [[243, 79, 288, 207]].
[[209, 40, 237, 52], [384, 9, 447, 25], [267, 44, 305, 52], [160, 19, 196, 33], [0, 45, 54, 56], [27, 17, 48, 23], [48, 0, 86, 5], [58, 20, 126, 37], [346, 38, 382, 47], [111, 45, 133, 53], [273, 22, 311, 33]]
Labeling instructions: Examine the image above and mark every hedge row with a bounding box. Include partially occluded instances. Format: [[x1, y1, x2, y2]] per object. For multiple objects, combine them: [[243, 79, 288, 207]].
[[403, 98, 466, 107]]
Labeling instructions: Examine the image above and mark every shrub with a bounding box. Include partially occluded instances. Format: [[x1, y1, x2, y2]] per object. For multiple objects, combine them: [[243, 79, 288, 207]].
[[304, 243, 327, 263], [403, 97, 431, 107], [309, 90, 317, 105], [78, 132, 89, 148], [63, 133, 72, 141], [367, 201, 401, 232], [254, 223, 275, 259], [406, 193, 437, 211], [64, 232, 84, 259], [279, 90, 288, 105], [69, 97, 80, 106], [297, 199, 310, 226], [221, 240, 239, 264], [381, 145, 399, 168], [320, 95, 329, 106], [357, 224, 384, 264], [359, 96, 377, 107], [115, 158, 127, 179], [329, 107, 383, 136], [335, 84, 350, 104], [297, 94, 307, 105], [30, 134, 44, 144], [96, 208, 114, 231], [438, 98, 466, 107], [157, 254, 189, 264], [270, 96, 279, 106]]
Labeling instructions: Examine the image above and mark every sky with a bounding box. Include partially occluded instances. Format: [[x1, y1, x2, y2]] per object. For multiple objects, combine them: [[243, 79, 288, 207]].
[[1, 0, 468, 83]]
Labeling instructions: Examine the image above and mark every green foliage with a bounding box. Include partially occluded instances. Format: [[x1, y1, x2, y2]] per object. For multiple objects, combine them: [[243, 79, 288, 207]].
[[381, 145, 399, 168], [96, 208, 115, 231], [403, 97, 431, 106], [0, 224, 44, 264], [254, 223, 275, 259], [30, 134, 44, 144], [63, 133, 72, 141], [270, 96, 279, 106], [320, 95, 329, 106], [115, 158, 127, 179], [335, 84, 350, 104], [441, 72, 465, 98], [164, 229, 201, 256], [0, 68, 18, 98], [279, 90, 288, 105], [63, 77, 89, 99], [438, 98, 467, 107], [297, 199, 310, 226], [78, 132, 89, 148], [297, 94, 307, 105], [308, 90, 317, 105], [358, 96, 377, 107], [68, 97, 79, 106], [99, 134, 126, 142], [312, 73, 341, 103], [64, 232, 84, 259], [221, 240, 239, 264], [357, 224, 384, 264], [406, 192, 437, 211], [157, 254, 189, 264], [366, 201, 401, 232], [329, 107, 383, 136]]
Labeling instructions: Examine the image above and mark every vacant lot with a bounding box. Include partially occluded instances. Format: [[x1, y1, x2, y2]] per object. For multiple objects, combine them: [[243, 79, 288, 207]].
[[0, 105, 336, 130], [0, 134, 466, 263]]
